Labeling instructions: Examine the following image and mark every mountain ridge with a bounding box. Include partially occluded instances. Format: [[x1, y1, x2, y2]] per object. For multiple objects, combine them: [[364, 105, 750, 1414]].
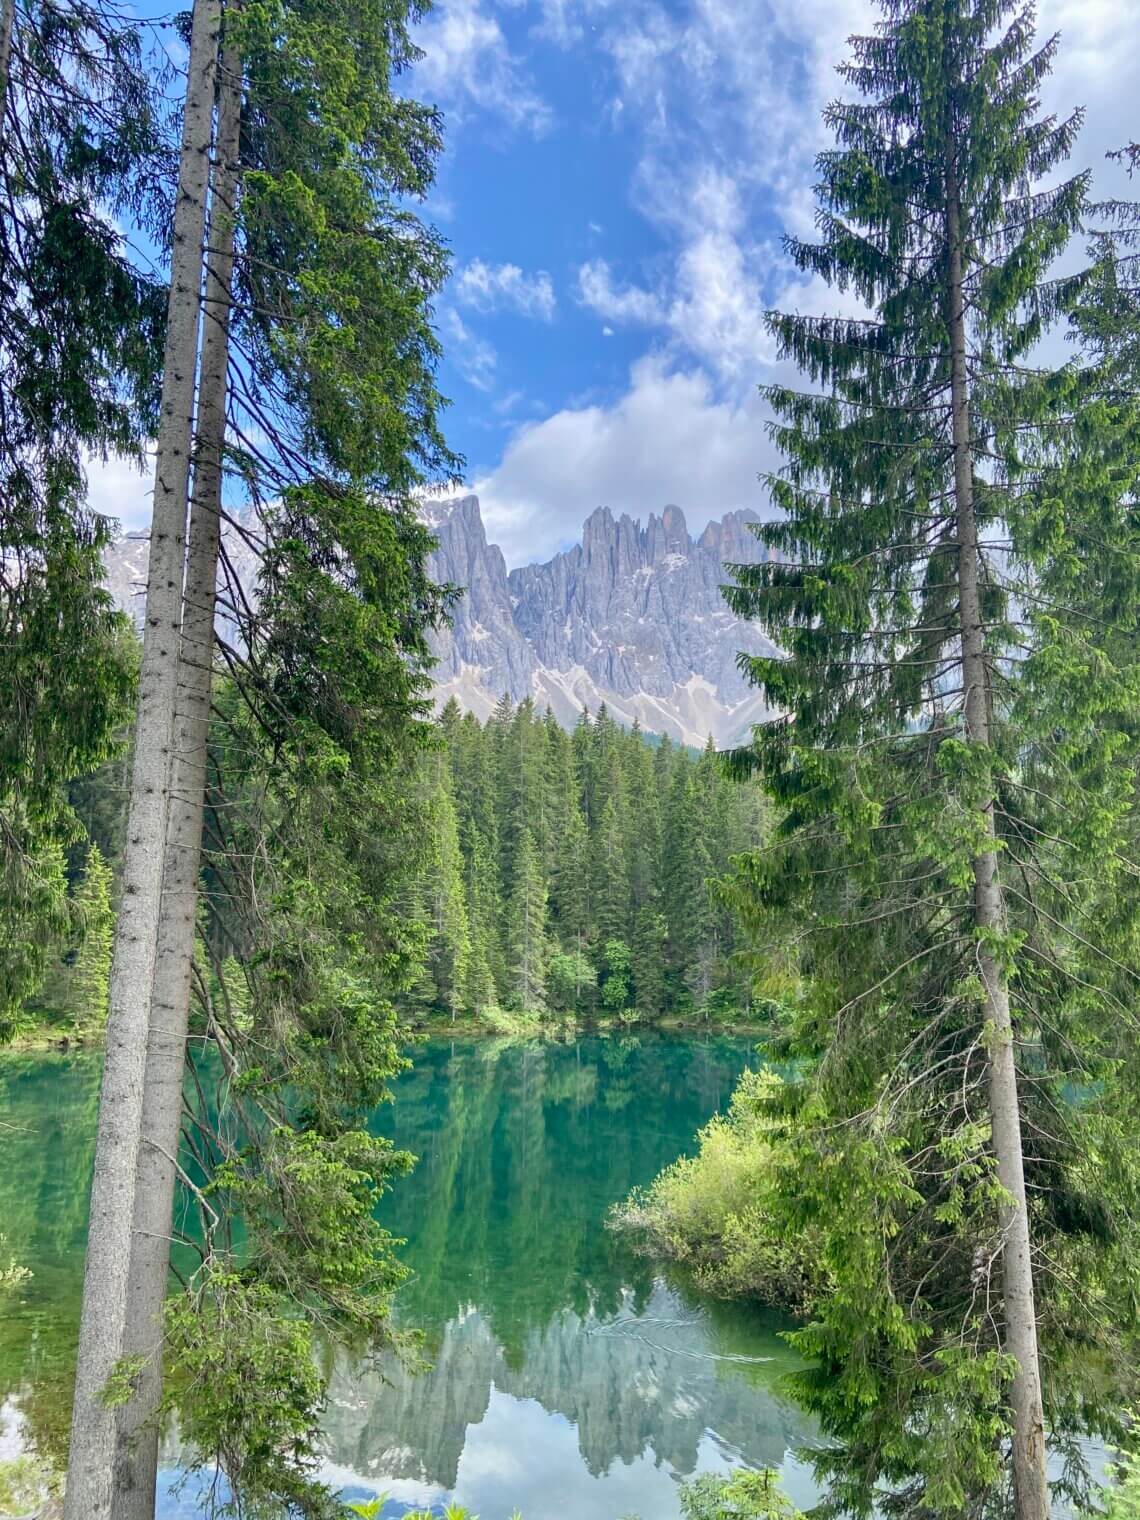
[[422, 494, 775, 745], [102, 494, 776, 748]]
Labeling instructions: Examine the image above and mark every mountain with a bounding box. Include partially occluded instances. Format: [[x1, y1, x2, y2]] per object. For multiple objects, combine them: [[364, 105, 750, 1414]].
[[423, 494, 776, 746], [102, 494, 777, 747]]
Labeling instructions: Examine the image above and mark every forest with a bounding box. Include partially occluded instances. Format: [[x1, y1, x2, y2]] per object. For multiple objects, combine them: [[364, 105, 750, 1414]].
[[3, 0, 1140, 1517], [408, 699, 768, 1024]]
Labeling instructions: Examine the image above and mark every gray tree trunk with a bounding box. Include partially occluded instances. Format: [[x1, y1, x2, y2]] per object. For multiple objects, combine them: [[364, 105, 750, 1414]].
[[62, 1, 221, 1513], [946, 168, 1050, 1520], [0, 0, 15, 128], [112, 37, 243, 1520]]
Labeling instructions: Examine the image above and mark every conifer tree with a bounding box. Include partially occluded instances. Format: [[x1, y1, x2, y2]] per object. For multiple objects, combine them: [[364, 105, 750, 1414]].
[[416, 699, 762, 1025], [0, 0, 161, 1033], [726, 4, 1140, 1514], [70, 844, 114, 1033], [595, 795, 631, 945], [59, 0, 459, 1502], [542, 708, 577, 881], [623, 720, 663, 915], [553, 806, 591, 947], [573, 707, 599, 826], [425, 767, 471, 1021], [632, 906, 668, 1019], [65, 0, 223, 1501], [461, 815, 502, 1011], [507, 827, 548, 1013], [438, 695, 464, 748], [661, 760, 707, 985]]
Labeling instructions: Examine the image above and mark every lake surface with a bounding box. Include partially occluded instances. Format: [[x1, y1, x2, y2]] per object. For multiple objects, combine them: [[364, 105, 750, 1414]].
[[0, 1035, 821, 1518]]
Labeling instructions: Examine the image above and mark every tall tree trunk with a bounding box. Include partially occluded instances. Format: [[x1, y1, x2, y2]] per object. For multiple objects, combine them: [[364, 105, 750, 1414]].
[[62, 0, 221, 1512], [0, 0, 15, 128], [112, 35, 242, 1520], [946, 166, 1050, 1520]]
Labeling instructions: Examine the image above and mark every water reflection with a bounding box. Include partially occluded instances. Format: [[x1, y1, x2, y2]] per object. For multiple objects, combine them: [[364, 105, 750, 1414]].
[[1, 1035, 821, 1518], [319, 1036, 819, 1514]]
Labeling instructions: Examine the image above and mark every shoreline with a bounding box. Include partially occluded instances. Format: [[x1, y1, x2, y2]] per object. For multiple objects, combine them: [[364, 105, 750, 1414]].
[[4, 1013, 768, 1058]]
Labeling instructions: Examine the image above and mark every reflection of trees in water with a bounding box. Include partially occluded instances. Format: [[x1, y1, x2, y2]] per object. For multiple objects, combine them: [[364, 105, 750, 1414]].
[[335, 1035, 813, 1492], [322, 1282, 813, 1492], [0, 1034, 788, 1487], [376, 1035, 755, 1359], [0, 1052, 101, 1469]]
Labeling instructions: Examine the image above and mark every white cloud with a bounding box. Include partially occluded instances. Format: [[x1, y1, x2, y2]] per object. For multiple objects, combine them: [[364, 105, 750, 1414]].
[[85, 450, 152, 533], [665, 222, 776, 383], [412, 0, 551, 133], [530, 0, 583, 47], [455, 259, 557, 320], [566, 0, 1137, 361], [576, 259, 664, 325], [440, 308, 498, 391], [529, 0, 613, 48], [578, 235, 774, 386], [473, 356, 775, 566], [469, 0, 1137, 566], [578, 171, 856, 389]]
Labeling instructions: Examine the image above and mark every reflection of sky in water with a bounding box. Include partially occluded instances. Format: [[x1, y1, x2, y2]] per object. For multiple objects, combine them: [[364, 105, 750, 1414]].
[[145, 1037, 819, 1519], [293, 1283, 817, 1519], [10, 1037, 1107, 1520], [157, 1388, 811, 1520]]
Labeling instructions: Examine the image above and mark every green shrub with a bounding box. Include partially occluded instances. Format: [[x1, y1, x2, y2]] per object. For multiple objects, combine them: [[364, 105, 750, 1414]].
[[0, 1236, 29, 1294], [346, 1505, 521, 1520], [1084, 1435, 1140, 1519], [610, 1068, 815, 1308], [0, 1452, 57, 1512], [680, 1469, 804, 1519]]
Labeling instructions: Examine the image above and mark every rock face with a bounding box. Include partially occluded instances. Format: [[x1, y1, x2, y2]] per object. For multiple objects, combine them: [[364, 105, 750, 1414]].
[[420, 494, 537, 699], [102, 494, 777, 747], [424, 495, 777, 746]]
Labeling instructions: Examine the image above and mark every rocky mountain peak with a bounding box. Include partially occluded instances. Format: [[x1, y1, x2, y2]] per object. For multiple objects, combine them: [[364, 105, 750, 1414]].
[[659, 503, 688, 552], [427, 494, 776, 746], [100, 492, 776, 749]]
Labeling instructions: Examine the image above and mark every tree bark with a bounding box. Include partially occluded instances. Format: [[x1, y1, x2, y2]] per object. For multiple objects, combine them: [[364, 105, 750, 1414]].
[[945, 165, 1050, 1520], [62, 1, 220, 1513], [0, 0, 15, 130], [112, 34, 243, 1520]]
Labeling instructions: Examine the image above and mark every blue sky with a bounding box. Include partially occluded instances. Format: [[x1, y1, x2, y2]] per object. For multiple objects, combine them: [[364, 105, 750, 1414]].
[[94, 0, 1137, 568], [405, 0, 1135, 566]]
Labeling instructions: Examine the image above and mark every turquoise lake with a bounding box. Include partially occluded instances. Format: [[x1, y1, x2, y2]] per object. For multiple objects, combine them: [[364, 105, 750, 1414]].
[[0, 1034, 823, 1517]]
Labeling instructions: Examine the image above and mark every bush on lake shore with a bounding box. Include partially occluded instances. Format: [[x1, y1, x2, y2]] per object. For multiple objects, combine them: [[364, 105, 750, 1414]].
[[609, 1067, 816, 1310]]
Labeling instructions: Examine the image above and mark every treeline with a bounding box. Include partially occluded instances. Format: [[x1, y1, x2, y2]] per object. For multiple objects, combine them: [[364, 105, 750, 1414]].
[[407, 698, 769, 1023]]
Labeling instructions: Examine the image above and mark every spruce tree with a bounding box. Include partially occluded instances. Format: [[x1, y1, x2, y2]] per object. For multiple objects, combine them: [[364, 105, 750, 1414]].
[[572, 706, 599, 827], [632, 906, 668, 1019], [426, 768, 471, 1021], [552, 806, 592, 993], [461, 815, 500, 1013], [428, 702, 768, 1026], [65, 0, 223, 1501], [595, 795, 631, 945], [75, 0, 457, 1501], [70, 845, 114, 1033], [0, 0, 161, 1034], [661, 759, 706, 982], [725, 4, 1140, 1515], [507, 827, 549, 1013]]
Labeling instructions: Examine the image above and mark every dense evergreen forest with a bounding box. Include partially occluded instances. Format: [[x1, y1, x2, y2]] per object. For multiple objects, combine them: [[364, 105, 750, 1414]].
[[408, 699, 769, 1023], [20, 693, 767, 1036]]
